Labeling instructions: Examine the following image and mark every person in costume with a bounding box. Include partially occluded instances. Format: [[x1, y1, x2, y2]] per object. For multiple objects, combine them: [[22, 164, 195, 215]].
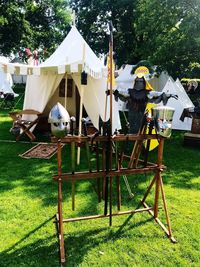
[[114, 66, 178, 134]]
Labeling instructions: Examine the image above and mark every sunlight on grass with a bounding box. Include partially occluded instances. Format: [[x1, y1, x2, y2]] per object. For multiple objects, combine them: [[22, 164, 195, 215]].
[[0, 108, 200, 266]]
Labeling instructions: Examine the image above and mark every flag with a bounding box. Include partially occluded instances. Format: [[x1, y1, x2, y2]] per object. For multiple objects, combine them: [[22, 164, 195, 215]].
[[107, 55, 116, 88]]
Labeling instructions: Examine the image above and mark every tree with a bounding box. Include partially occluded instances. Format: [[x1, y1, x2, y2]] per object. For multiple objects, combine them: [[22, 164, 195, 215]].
[[134, 0, 200, 78], [69, 0, 200, 78], [69, 0, 138, 67], [0, 0, 72, 59]]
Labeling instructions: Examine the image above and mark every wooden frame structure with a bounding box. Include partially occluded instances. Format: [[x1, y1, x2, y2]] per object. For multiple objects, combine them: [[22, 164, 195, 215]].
[[51, 133, 176, 265], [10, 109, 42, 141]]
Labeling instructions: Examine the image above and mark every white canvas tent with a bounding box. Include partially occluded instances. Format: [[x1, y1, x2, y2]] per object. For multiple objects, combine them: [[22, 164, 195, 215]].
[[160, 77, 194, 131], [0, 27, 121, 132], [0, 56, 18, 97]]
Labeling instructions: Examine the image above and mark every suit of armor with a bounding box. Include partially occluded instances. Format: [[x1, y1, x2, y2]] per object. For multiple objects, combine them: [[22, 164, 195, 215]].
[[114, 77, 177, 134]]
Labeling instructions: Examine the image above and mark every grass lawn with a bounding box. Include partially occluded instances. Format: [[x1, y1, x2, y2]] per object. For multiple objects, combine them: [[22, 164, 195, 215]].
[[0, 88, 200, 266]]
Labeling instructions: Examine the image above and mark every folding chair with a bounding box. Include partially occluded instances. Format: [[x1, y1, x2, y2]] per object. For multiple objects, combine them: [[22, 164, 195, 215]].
[[10, 109, 42, 141], [4, 93, 15, 109]]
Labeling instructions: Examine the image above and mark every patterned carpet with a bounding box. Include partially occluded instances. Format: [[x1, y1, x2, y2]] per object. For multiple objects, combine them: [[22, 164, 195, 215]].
[[19, 143, 63, 159]]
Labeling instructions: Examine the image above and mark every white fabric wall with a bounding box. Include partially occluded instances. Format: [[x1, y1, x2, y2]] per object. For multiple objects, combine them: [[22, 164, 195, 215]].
[[23, 73, 63, 122], [23, 73, 121, 133], [0, 71, 17, 96], [23, 73, 63, 112], [72, 74, 121, 132], [161, 78, 194, 131]]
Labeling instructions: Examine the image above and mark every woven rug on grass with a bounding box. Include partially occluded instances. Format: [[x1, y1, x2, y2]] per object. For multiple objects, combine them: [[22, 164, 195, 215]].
[[19, 143, 63, 159]]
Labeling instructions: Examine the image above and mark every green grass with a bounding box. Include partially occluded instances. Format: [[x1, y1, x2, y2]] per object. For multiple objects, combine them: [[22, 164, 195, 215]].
[[0, 98, 200, 266]]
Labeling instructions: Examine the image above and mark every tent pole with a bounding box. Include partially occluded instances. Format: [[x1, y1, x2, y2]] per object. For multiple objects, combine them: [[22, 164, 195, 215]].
[[64, 74, 68, 110], [77, 43, 86, 165]]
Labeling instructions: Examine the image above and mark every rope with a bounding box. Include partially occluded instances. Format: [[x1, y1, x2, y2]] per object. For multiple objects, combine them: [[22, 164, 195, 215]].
[[122, 110, 129, 125], [112, 141, 134, 199], [122, 175, 134, 198], [11, 93, 24, 111]]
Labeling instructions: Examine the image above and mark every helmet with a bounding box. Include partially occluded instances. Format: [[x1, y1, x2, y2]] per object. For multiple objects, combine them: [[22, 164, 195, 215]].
[[48, 102, 70, 138], [152, 106, 175, 138]]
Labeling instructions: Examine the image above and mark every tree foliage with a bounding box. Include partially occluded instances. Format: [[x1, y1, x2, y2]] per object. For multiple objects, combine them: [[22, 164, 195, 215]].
[[1, 0, 200, 77], [70, 0, 200, 78], [135, 0, 200, 78], [0, 0, 71, 59], [69, 0, 137, 67]]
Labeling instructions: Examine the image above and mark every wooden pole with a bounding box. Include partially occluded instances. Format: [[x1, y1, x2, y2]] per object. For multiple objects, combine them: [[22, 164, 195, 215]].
[[71, 141, 76, 210], [154, 138, 164, 218], [77, 43, 86, 165], [64, 74, 68, 110], [57, 140, 65, 263], [109, 21, 113, 225]]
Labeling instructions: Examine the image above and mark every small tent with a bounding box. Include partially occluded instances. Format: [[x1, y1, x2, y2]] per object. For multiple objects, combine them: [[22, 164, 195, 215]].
[[0, 27, 121, 132], [160, 77, 194, 131], [0, 56, 18, 97]]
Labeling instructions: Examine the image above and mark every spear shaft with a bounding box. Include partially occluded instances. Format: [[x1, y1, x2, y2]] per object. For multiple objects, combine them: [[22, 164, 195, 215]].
[[104, 21, 114, 226]]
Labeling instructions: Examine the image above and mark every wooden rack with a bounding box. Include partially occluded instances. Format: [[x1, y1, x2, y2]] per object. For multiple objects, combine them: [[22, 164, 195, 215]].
[[51, 133, 176, 265]]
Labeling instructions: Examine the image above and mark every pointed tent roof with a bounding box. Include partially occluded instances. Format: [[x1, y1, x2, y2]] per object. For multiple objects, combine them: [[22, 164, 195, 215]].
[[161, 77, 194, 131], [41, 26, 105, 76], [0, 26, 106, 78]]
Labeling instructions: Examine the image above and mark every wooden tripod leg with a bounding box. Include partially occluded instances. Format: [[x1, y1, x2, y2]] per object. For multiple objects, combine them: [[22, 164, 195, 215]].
[[58, 178, 65, 264], [159, 175, 176, 241], [154, 172, 160, 218], [128, 124, 147, 169], [116, 175, 121, 211], [141, 174, 157, 204]]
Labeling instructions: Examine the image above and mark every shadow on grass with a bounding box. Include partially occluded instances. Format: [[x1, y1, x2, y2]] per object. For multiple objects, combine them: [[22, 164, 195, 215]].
[[0, 121, 199, 224], [0, 212, 153, 267], [64, 215, 162, 266], [0, 237, 59, 267], [0, 216, 60, 267]]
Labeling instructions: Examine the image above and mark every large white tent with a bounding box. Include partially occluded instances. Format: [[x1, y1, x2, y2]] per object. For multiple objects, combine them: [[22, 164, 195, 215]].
[[160, 77, 194, 131], [0, 27, 121, 132]]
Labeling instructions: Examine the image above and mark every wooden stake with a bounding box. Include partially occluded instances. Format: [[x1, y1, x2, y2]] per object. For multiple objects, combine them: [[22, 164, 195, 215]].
[[77, 43, 86, 165], [57, 141, 65, 263], [71, 142, 76, 210]]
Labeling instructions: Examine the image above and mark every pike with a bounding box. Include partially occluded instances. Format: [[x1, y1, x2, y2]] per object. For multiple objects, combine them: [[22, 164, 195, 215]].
[[104, 21, 114, 226], [70, 116, 76, 210], [82, 118, 91, 172]]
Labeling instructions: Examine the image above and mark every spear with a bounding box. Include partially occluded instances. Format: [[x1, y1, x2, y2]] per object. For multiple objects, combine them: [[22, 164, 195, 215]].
[[104, 21, 114, 226]]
